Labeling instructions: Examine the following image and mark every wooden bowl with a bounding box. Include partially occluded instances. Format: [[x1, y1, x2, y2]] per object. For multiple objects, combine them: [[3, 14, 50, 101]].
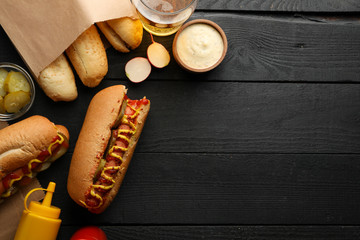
[[172, 19, 227, 73]]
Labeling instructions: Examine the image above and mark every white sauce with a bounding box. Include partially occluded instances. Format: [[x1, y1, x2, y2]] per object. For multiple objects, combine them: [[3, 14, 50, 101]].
[[176, 23, 224, 69]]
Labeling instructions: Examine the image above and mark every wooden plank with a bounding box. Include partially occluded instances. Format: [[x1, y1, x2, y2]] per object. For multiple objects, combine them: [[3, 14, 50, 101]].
[[59, 225, 360, 240], [26, 80, 360, 154], [42, 153, 360, 225], [197, 0, 360, 12], [1, 13, 360, 83], [106, 12, 360, 82]]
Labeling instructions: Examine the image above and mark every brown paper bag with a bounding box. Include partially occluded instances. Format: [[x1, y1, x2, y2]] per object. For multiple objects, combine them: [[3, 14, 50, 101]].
[[0, 179, 44, 240], [0, 0, 138, 77]]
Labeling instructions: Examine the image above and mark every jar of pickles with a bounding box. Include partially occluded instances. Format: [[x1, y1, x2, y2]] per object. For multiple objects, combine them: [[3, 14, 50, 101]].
[[0, 63, 35, 121]]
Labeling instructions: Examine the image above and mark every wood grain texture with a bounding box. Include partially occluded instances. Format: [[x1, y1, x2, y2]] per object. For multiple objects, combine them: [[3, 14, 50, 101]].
[[196, 0, 360, 12], [1, 12, 360, 83], [59, 226, 360, 240], [27, 80, 360, 154], [40, 153, 360, 225], [105, 12, 360, 82], [23, 79, 360, 225], [1, 3, 360, 239]]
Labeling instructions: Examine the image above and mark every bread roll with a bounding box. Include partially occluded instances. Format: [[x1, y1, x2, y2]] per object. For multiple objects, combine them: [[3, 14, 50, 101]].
[[66, 25, 108, 88], [37, 54, 78, 102], [98, 17, 143, 52], [97, 21, 130, 53]]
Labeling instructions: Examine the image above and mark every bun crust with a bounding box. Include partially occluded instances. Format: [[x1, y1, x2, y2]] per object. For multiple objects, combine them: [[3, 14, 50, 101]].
[[106, 17, 143, 50], [67, 85, 127, 207], [66, 25, 108, 87], [38, 54, 78, 102], [96, 22, 130, 53], [55, 124, 70, 141], [0, 115, 59, 177]]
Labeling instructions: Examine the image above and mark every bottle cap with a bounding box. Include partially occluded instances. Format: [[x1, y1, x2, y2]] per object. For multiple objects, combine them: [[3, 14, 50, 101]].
[[24, 182, 61, 219]]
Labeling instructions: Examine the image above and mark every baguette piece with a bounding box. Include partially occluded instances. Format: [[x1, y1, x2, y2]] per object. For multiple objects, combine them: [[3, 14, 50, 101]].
[[66, 25, 108, 87], [67, 85, 150, 213], [98, 17, 143, 52], [96, 21, 130, 53], [0, 115, 69, 178], [37, 53, 78, 102]]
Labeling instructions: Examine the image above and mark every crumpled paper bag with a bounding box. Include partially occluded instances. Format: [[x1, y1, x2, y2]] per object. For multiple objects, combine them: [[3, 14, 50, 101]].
[[0, 0, 138, 77]]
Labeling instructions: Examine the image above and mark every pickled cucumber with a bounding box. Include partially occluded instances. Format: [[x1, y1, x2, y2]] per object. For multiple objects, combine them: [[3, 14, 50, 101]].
[[4, 71, 31, 93], [0, 68, 8, 97], [4, 91, 31, 113], [0, 96, 6, 114], [93, 158, 107, 183]]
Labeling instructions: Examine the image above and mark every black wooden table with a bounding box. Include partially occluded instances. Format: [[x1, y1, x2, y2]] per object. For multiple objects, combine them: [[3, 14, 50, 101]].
[[1, 1, 360, 239]]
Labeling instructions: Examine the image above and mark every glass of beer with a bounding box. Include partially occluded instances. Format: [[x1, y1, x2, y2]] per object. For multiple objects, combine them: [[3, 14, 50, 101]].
[[131, 0, 198, 36]]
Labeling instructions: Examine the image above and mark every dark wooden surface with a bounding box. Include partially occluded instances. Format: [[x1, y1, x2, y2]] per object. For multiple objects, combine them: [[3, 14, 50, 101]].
[[1, 0, 360, 239]]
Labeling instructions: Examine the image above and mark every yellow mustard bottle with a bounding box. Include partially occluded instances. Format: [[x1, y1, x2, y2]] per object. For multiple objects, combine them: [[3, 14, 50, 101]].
[[14, 182, 61, 240]]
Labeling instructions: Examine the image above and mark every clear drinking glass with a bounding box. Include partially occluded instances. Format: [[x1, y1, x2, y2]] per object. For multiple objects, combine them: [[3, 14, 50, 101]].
[[131, 0, 198, 36]]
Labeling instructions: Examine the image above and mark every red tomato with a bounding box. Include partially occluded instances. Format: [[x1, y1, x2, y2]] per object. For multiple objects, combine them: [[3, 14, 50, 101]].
[[70, 226, 107, 240]]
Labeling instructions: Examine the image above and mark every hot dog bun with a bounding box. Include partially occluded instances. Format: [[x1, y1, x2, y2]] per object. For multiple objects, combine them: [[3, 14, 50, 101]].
[[97, 17, 143, 52], [66, 25, 108, 87], [0, 115, 69, 178], [55, 124, 70, 141], [67, 85, 150, 213], [37, 53, 78, 102], [97, 21, 130, 53]]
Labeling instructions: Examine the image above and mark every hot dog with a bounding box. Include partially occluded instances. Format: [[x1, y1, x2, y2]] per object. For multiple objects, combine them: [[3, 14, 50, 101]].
[[0, 115, 70, 202], [67, 85, 150, 213]]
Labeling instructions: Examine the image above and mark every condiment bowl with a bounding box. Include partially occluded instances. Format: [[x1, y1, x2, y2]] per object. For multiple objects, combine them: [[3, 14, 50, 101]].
[[172, 19, 228, 73], [0, 63, 35, 121]]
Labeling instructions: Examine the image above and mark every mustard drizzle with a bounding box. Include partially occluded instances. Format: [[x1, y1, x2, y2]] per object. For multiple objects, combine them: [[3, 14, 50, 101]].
[[81, 104, 141, 209], [1, 134, 64, 198]]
